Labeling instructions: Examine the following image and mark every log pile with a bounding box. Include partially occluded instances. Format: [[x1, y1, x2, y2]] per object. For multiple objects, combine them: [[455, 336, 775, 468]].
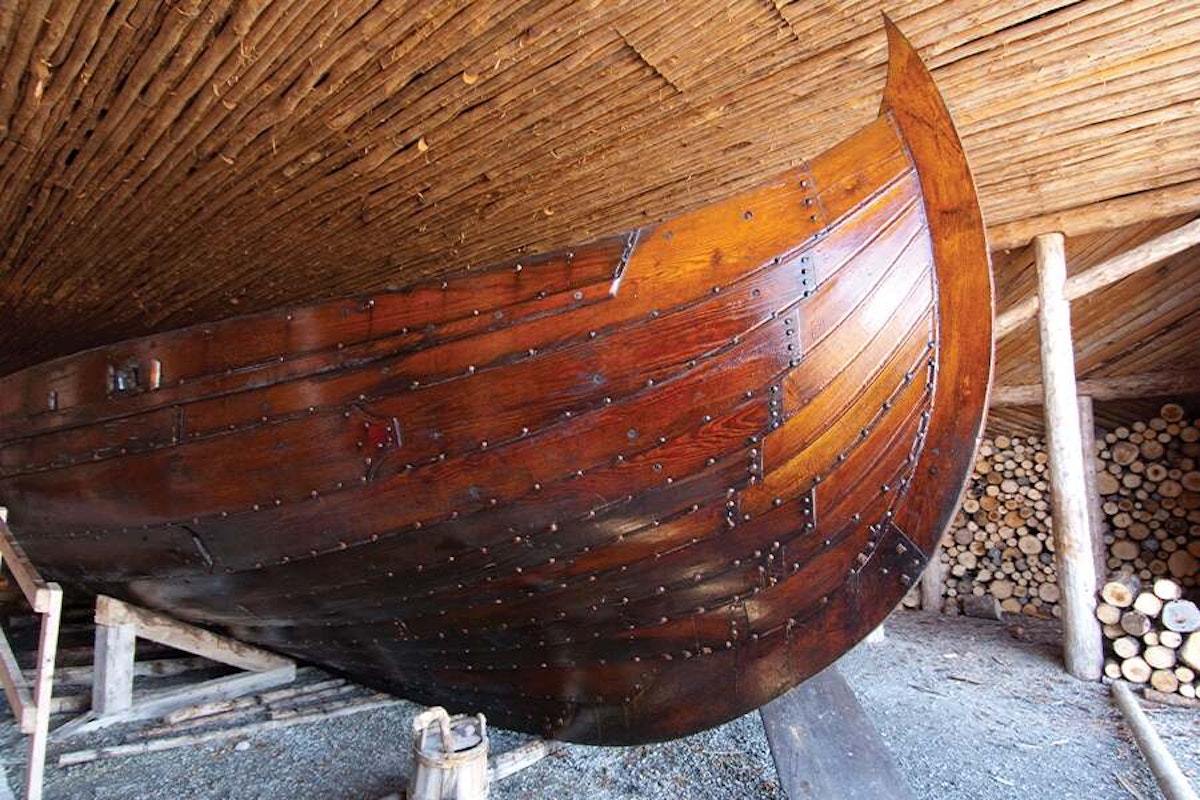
[[904, 403, 1199, 618], [1096, 576, 1199, 700], [1096, 404, 1200, 590], [914, 434, 1061, 617]]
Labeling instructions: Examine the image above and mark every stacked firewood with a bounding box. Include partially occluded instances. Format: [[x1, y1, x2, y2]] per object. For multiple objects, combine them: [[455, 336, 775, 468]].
[[927, 434, 1061, 617], [1096, 575, 1199, 699], [908, 402, 1199, 617], [1097, 404, 1200, 589]]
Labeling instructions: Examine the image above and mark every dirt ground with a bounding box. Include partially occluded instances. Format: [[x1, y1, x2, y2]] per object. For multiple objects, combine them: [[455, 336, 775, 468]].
[[1, 611, 1195, 799]]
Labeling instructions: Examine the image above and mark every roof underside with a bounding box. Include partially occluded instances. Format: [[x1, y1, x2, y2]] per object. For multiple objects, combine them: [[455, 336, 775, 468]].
[[1, 0, 1198, 402], [988, 214, 1200, 436]]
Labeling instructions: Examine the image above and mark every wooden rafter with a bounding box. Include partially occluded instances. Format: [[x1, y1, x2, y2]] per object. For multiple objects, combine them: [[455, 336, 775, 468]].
[[991, 370, 1200, 407], [994, 217, 1200, 340], [988, 180, 1200, 251]]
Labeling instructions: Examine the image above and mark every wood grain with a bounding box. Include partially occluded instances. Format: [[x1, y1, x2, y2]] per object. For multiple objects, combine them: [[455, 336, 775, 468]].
[[0, 20, 993, 745], [0, 1, 1193, 377]]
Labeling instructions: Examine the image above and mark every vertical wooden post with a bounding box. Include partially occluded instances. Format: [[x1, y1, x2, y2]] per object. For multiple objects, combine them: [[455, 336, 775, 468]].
[[920, 538, 948, 612], [1035, 232, 1103, 680], [1077, 395, 1108, 580], [92, 623, 136, 715], [0, 518, 64, 800], [24, 584, 61, 800]]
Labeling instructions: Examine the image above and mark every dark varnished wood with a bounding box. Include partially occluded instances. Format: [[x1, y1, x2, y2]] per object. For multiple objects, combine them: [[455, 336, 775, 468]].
[[0, 20, 992, 745]]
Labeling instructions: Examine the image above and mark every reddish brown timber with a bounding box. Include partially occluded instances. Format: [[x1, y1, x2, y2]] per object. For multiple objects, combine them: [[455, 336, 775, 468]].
[[0, 19, 992, 746]]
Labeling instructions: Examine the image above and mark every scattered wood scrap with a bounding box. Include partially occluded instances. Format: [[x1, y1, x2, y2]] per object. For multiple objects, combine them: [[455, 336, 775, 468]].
[[58, 690, 400, 766], [53, 668, 400, 766]]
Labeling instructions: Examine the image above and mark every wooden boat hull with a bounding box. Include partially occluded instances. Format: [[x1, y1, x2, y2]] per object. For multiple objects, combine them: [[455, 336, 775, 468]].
[[0, 21, 992, 744]]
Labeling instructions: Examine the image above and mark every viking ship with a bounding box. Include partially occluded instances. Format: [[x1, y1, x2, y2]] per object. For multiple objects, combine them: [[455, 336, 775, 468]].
[[0, 21, 992, 744]]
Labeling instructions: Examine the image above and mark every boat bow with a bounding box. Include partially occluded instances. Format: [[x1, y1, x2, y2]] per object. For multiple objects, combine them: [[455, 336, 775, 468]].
[[0, 21, 992, 744]]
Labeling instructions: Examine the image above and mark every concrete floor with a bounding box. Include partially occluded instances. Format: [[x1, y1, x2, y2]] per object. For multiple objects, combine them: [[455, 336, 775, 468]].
[[1, 612, 1196, 799]]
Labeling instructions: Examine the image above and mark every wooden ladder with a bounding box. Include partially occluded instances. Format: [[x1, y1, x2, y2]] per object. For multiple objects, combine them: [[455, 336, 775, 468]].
[[0, 517, 63, 800]]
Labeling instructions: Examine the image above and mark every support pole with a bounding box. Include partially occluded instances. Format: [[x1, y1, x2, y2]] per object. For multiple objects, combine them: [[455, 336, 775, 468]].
[[919, 549, 946, 613], [1077, 395, 1107, 581], [1035, 232, 1103, 680], [1111, 682, 1199, 800]]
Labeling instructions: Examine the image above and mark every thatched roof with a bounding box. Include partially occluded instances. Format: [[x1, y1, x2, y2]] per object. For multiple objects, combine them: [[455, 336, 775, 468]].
[[2, 0, 1198, 406]]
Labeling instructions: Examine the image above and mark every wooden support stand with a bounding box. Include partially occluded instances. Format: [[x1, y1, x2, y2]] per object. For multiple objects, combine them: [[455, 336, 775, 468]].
[[0, 518, 63, 800], [92, 619, 136, 716], [56, 595, 295, 739], [919, 535, 949, 613], [760, 665, 916, 800]]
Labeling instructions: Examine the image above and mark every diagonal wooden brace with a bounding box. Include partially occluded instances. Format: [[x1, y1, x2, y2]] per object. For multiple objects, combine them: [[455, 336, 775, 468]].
[[57, 595, 297, 739]]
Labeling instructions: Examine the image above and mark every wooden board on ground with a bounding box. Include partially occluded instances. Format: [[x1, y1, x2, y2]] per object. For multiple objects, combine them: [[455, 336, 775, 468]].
[[760, 665, 916, 800]]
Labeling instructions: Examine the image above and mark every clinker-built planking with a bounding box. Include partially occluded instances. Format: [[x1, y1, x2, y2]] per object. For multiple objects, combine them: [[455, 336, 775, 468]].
[[0, 21, 992, 744]]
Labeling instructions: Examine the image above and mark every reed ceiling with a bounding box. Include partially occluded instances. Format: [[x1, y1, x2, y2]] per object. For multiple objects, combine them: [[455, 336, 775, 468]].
[[987, 216, 1200, 436], [1, 0, 1198, 393]]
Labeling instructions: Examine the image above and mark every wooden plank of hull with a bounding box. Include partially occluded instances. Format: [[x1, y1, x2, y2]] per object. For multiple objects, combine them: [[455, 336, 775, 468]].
[[0, 238, 633, 427], [0, 20, 992, 745]]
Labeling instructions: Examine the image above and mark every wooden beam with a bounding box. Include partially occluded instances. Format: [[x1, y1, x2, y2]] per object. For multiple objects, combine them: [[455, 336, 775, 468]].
[[1110, 681, 1200, 800], [0, 623, 34, 732], [95, 596, 291, 673], [0, 519, 55, 613], [995, 217, 1200, 339], [1035, 232, 1104, 681], [919, 541, 947, 613], [760, 665, 916, 800], [990, 370, 1200, 406], [1077, 396, 1107, 582], [23, 656, 214, 686], [988, 180, 1200, 251], [25, 585, 60, 800]]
